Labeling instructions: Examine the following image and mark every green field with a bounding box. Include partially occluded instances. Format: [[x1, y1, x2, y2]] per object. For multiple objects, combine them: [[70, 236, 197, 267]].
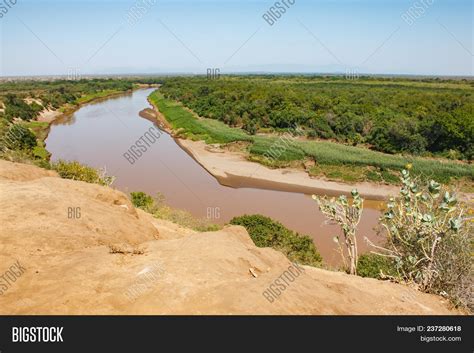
[[149, 91, 252, 144]]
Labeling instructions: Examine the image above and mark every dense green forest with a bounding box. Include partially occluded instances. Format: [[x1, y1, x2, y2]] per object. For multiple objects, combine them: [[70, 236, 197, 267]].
[[150, 90, 473, 187], [159, 76, 473, 160]]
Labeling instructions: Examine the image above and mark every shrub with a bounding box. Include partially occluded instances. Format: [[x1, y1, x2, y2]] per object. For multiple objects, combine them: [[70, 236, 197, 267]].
[[130, 191, 155, 211], [0, 124, 37, 152], [312, 190, 363, 274], [367, 169, 473, 310], [3, 94, 41, 121], [230, 214, 322, 267], [357, 253, 397, 279], [52, 160, 114, 186]]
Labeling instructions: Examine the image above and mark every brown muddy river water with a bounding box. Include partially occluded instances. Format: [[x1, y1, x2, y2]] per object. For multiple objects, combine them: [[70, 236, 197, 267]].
[[45, 88, 383, 266]]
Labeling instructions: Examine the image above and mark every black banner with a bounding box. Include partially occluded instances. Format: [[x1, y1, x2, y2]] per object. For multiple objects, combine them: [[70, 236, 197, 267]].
[[0, 316, 471, 352]]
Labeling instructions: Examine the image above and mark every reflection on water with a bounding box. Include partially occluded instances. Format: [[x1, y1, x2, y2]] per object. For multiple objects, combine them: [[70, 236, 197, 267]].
[[45, 89, 383, 265]]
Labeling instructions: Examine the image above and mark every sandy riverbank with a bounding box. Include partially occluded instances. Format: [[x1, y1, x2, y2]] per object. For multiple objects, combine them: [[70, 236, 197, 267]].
[[176, 139, 399, 200], [37, 108, 62, 123]]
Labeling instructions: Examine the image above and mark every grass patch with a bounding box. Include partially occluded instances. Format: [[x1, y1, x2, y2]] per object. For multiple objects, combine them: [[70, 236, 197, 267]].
[[309, 164, 366, 183], [32, 145, 50, 159], [247, 154, 301, 169], [75, 89, 127, 105], [154, 205, 222, 232], [295, 140, 473, 183], [130, 191, 221, 232], [357, 253, 398, 279], [365, 169, 383, 182], [22, 121, 49, 129], [149, 91, 252, 144], [250, 135, 306, 161]]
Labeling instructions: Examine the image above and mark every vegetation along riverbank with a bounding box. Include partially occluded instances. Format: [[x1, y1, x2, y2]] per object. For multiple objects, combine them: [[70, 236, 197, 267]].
[[148, 76, 473, 196]]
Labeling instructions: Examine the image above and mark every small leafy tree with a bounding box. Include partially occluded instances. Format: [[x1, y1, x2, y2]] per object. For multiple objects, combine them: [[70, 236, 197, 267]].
[[312, 190, 364, 275]]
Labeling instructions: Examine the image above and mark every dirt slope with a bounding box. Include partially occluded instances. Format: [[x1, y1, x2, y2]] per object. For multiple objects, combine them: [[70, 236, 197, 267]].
[[0, 160, 458, 315]]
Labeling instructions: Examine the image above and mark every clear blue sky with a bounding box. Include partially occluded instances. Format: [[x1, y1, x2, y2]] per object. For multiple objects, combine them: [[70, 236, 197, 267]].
[[0, 0, 472, 76]]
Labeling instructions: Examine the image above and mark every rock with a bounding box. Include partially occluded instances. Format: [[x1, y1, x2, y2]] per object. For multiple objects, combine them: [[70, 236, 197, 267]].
[[249, 268, 258, 278]]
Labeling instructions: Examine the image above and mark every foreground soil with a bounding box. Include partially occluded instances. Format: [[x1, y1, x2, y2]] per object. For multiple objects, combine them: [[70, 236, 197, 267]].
[[0, 160, 459, 314]]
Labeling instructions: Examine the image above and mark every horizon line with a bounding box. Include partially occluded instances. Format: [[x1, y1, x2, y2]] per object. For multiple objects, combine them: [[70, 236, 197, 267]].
[[1, 71, 473, 80]]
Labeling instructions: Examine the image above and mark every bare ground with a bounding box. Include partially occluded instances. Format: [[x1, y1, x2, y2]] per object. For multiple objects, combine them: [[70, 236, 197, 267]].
[[0, 160, 460, 315]]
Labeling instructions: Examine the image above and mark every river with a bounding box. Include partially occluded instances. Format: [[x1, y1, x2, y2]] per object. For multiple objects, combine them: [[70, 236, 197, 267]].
[[45, 88, 383, 266]]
